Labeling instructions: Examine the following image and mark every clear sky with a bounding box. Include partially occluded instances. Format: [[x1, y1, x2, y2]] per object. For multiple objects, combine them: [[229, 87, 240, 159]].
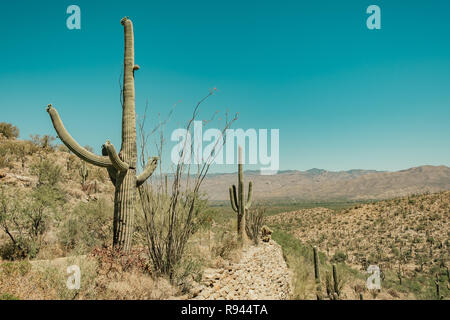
[[1, 0, 449, 173]]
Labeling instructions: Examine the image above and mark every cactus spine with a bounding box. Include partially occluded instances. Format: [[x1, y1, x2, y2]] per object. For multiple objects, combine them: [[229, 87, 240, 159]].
[[229, 146, 253, 246], [79, 161, 89, 185], [46, 17, 158, 252]]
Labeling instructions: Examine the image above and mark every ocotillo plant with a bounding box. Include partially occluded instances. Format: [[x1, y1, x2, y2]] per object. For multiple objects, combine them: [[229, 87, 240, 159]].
[[79, 161, 89, 185], [46, 17, 158, 252], [229, 146, 253, 246]]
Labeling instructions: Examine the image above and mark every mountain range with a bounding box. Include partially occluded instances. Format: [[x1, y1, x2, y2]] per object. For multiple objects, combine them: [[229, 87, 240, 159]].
[[199, 165, 450, 201]]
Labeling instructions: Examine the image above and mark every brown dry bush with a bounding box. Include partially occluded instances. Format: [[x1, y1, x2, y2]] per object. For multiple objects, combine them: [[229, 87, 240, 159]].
[[245, 207, 265, 245]]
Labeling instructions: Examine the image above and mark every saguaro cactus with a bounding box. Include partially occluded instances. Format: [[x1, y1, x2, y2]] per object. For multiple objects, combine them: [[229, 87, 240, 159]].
[[332, 264, 339, 297], [229, 146, 253, 246], [79, 161, 89, 185], [46, 17, 158, 252], [313, 246, 320, 282], [313, 246, 322, 299]]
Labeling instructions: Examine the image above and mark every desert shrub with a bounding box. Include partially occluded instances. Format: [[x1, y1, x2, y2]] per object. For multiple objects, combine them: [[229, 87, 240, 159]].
[[57, 144, 70, 153], [0, 122, 19, 140], [0, 260, 32, 277], [34, 255, 98, 300], [172, 255, 203, 292], [212, 231, 239, 259], [3, 140, 38, 169], [90, 246, 151, 275], [29, 134, 56, 150], [59, 199, 113, 253], [331, 251, 347, 263], [245, 207, 265, 245], [0, 160, 65, 259], [0, 154, 13, 169], [91, 166, 108, 183], [0, 140, 22, 168], [30, 158, 63, 186], [0, 187, 64, 259]]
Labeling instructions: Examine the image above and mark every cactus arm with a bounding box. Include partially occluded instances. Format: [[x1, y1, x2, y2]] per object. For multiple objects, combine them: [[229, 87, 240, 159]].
[[245, 181, 253, 210], [46, 105, 112, 167], [103, 141, 129, 172], [101, 144, 117, 185], [229, 185, 238, 212], [136, 156, 159, 187]]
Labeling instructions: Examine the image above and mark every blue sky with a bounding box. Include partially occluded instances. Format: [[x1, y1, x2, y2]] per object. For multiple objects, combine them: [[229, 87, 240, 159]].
[[0, 0, 449, 173]]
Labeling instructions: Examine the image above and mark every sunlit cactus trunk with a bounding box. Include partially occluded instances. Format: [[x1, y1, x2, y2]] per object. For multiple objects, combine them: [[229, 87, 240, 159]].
[[229, 146, 253, 246], [46, 17, 158, 252]]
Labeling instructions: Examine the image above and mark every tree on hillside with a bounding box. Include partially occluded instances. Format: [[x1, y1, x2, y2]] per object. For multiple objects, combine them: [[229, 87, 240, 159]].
[[0, 122, 19, 140]]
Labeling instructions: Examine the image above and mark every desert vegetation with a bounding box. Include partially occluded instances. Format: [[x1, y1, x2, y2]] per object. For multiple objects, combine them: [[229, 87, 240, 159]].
[[1, 16, 448, 302], [1, 126, 449, 300], [267, 191, 450, 299]]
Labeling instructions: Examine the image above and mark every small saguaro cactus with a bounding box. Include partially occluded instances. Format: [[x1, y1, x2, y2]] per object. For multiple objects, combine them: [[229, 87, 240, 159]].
[[326, 264, 341, 299], [313, 246, 321, 283], [79, 161, 89, 185], [229, 146, 253, 246], [46, 17, 158, 252], [435, 273, 443, 300], [332, 264, 339, 297], [313, 246, 322, 299]]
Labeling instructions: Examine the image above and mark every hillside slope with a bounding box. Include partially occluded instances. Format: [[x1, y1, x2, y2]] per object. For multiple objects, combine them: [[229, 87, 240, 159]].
[[266, 191, 449, 299]]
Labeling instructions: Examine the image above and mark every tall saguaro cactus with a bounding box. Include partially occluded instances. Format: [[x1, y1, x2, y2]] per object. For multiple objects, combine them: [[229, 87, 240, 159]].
[[229, 146, 253, 246], [46, 17, 158, 252]]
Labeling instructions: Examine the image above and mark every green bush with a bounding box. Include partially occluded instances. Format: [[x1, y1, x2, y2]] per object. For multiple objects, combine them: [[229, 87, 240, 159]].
[[0, 160, 65, 260], [331, 251, 347, 263], [58, 199, 113, 253], [30, 158, 63, 186], [0, 140, 22, 169]]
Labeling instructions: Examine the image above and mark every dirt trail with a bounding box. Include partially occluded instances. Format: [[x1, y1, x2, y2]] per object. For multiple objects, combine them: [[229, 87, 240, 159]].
[[191, 240, 292, 300]]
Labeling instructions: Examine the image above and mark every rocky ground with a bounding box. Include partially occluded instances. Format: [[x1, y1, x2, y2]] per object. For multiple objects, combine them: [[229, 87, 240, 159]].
[[190, 240, 292, 300]]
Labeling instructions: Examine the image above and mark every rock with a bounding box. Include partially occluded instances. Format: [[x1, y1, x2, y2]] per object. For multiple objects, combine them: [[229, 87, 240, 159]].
[[261, 225, 273, 242], [193, 240, 292, 300]]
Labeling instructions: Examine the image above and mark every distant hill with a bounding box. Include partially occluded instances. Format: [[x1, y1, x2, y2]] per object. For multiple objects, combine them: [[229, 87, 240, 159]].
[[200, 166, 450, 201]]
